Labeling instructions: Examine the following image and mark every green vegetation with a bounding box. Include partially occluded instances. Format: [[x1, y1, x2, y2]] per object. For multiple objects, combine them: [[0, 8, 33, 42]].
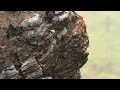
[[77, 11, 120, 79]]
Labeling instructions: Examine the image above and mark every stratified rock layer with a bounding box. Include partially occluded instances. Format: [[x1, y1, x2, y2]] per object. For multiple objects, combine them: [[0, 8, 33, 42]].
[[0, 11, 89, 79]]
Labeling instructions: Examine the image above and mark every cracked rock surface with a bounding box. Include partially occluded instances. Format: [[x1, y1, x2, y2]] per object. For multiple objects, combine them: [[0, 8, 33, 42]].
[[0, 11, 89, 79]]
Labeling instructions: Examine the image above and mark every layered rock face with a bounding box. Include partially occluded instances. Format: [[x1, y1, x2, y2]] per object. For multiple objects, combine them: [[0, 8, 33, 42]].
[[0, 11, 89, 79]]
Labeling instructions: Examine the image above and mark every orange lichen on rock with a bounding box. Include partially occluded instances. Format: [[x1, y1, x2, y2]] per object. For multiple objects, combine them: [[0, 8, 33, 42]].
[[74, 15, 86, 35]]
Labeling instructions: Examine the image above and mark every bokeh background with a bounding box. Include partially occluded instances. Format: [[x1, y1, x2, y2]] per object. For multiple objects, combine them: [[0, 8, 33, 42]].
[[76, 11, 120, 79]]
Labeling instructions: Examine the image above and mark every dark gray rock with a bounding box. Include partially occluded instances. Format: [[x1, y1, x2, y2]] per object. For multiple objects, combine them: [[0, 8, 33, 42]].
[[0, 11, 89, 79]]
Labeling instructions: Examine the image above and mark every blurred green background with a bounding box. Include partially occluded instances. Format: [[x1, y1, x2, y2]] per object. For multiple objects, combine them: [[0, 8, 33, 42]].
[[76, 11, 120, 79]]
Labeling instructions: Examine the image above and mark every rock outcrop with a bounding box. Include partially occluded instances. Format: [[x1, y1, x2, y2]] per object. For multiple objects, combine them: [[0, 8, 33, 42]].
[[0, 11, 89, 79]]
